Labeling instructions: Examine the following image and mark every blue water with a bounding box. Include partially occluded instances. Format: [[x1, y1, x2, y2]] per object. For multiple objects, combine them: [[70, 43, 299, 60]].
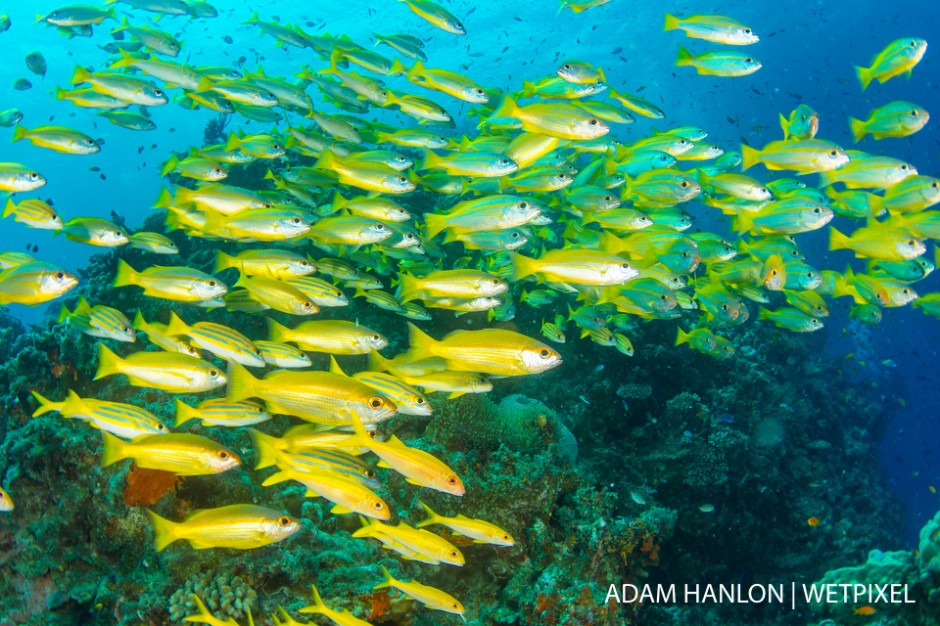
[[2, 0, 939, 559]]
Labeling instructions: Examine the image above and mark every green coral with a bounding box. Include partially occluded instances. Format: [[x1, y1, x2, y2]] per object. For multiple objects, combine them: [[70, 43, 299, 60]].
[[167, 572, 257, 623]]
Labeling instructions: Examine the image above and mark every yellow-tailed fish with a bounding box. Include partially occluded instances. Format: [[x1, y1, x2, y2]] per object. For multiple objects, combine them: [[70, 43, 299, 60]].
[[254, 340, 312, 369], [113, 260, 227, 302], [881, 175, 940, 213], [58, 296, 135, 342], [101, 431, 239, 475], [71, 67, 168, 106], [285, 276, 349, 308], [557, 60, 606, 84], [425, 195, 542, 238], [215, 249, 315, 280], [740, 139, 849, 174], [227, 362, 396, 426], [32, 389, 168, 440], [664, 13, 758, 45], [162, 154, 228, 182], [0, 162, 46, 192], [175, 398, 270, 428], [676, 47, 761, 77], [735, 197, 833, 235], [2, 197, 62, 230], [263, 464, 389, 519], [490, 95, 609, 140], [374, 565, 465, 618], [850, 101, 929, 142], [12, 124, 100, 154], [818, 154, 916, 189], [299, 586, 373, 626], [41, 6, 115, 26], [780, 104, 819, 141], [268, 319, 387, 354], [512, 249, 639, 285], [407, 323, 561, 377], [94, 343, 226, 392], [148, 504, 299, 551], [314, 151, 415, 194], [784, 289, 829, 317], [0, 261, 77, 305], [829, 226, 925, 261], [59, 217, 128, 247], [132, 311, 201, 357], [855, 38, 927, 90], [398, 0, 465, 35], [232, 276, 318, 315], [397, 269, 506, 302], [353, 516, 465, 566], [129, 231, 178, 254], [758, 307, 824, 332], [416, 501, 515, 546], [558, 0, 611, 15], [165, 312, 265, 367]]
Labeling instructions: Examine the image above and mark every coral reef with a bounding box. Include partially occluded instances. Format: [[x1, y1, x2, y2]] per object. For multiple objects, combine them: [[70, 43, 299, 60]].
[[167, 572, 258, 623]]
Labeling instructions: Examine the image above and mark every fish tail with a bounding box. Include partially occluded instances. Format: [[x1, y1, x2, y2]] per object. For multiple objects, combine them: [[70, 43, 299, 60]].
[[676, 46, 693, 67], [226, 361, 259, 403], [367, 347, 392, 372], [109, 48, 135, 70], [733, 211, 755, 235], [490, 93, 519, 121], [675, 327, 690, 346], [173, 398, 196, 427], [71, 65, 91, 85], [389, 57, 409, 76], [224, 132, 242, 152], [160, 154, 179, 177], [266, 318, 291, 343], [373, 564, 396, 590], [330, 191, 347, 213], [11, 125, 28, 142], [94, 343, 123, 381], [828, 226, 850, 251], [415, 500, 440, 528], [350, 514, 376, 538], [250, 428, 283, 470], [854, 65, 872, 91], [305, 585, 327, 615], [100, 430, 128, 467], [419, 149, 440, 171], [778, 113, 790, 140], [397, 273, 420, 302], [29, 390, 64, 417], [57, 302, 72, 324], [164, 311, 189, 337], [849, 117, 866, 143], [1, 196, 16, 218], [757, 307, 772, 321], [131, 310, 149, 333], [663, 13, 679, 31], [154, 186, 175, 209], [424, 212, 446, 238], [213, 250, 235, 274], [182, 594, 216, 621], [406, 322, 438, 361], [113, 259, 139, 288], [739, 144, 759, 171], [146, 509, 181, 552], [313, 149, 338, 172], [510, 251, 538, 280]]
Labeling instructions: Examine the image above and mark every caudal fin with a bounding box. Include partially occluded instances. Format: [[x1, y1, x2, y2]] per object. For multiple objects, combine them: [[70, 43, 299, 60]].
[[415, 500, 440, 528], [373, 564, 397, 590], [424, 213, 447, 239], [855, 65, 872, 90], [740, 144, 759, 171], [94, 343, 123, 381], [249, 429, 284, 470], [147, 509, 179, 552], [100, 431, 128, 467], [663, 14, 679, 31], [173, 398, 197, 427], [510, 252, 539, 281], [849, 117, 867, 143], [113, 259, 140, 288], [828, 227, 851, 251], [406, 322, 438, 361], [226, 362, 260, 403]]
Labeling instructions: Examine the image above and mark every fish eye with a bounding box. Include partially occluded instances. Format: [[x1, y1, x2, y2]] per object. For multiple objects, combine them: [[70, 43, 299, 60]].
[[371, 334, 381, 341], [901, 165, 908, 170], [375, 224, 386, 231], [801, 115, 807, 120], [770, 270, 778, 276], [154, 89, 164, 96], [812, 318, 819, 324], [368, 397, 384, 409], [745, 58, 753, 63], [911, 110, 918, 117], [829, 150, 838, 157], [278, 516, 291, 526], [621, 263, 631, 269], [539, 348, 551, 358], [208, 280, 217, 287], [210, 370, 219, 377], [158, 424, 166, 430], [932, 182, 939, 188], [722, 304, 729, 311], [29, 172, 40, 180], [398, 177, 408, 183], [56, 271, 65, 279], [807, 272, 815, 278], [373, 501, 384, 509], [217, 450, 229, 460], [450, 550, 459, 558], [511, 232, 520, 238], [448, 477, 458, 485], [745, 29, 752, 34], [519, 201, 529, 209], [302, 301, 312, 309], [292, 217, 302, 224], [605, 195, 614, 201], [680, 181, 688, 188], [908, 240, 916, 246], [903, 288, 911, 294], [588, 118, 599, 126], [492, 278, 501, 285], [416, 397, 425, 405], [562, 64, 571, 70], [812, 207, 821, 214]]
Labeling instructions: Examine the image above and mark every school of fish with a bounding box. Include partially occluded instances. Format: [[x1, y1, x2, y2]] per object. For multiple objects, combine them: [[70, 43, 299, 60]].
[[0, 0, 938, 623]]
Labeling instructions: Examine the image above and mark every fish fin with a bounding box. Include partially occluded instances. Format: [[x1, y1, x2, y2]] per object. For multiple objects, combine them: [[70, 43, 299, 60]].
[[739, 144, 759, 171], [304, 585, 326, 615], [173, 398, 197, 427], [266, 318, 291, 343], [226, 361, 259, 403], [30, 390, 62, 417], [854, 65, 871, 90], [733, 211, 755, 235], [367, 347, 392, 372], [2, 196, 16, 218], [849, 117, 866, 143], [510, 251, 538, 281], [757, 307, 772, 321], [676, 46, 693, 67], [675, 327, 690, 346], [424, 212, 446, 239], [828, 227, 850, 251], [663, 13, 679, 31], [489, 93, 519, 121], [778, 113, 790, 140], [389, 57, 409, 76], [147, 509, 178, 552], [94, 343, 122, 381], [113, 259, 139, 288], [100, 430, 127, 467], [164, 311, 189, 338], [224, 132, 242, 152], [376, 460, 391, 469], [57, 303, 72, 324], [213, 250, 235, 274], [248, 429, 282, 470], [407, 322, 438, 361], [328, 355, 347, 376], [11, 125, 28, 143], [396, 273, 420, 302], [373, 564, 395, 590], [160, 154, 179, 177], [415, 500, 439, 528], [447, 391, 466, 399], [330, 504, 353, 514]]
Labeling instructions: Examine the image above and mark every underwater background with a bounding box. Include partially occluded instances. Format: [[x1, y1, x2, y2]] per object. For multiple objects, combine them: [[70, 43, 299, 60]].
[[1, 0, 940, 625]]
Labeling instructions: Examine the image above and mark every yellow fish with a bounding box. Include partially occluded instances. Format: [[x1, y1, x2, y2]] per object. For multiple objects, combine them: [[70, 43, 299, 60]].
[[374, 565, 465, 618], [855, 38, 927, 90], [0, 486, 12, 512], [94, 343, 226, 393], [299, 586, 373, 626], [416, 501, 515, 546], [101, 431, 240, 475], [113, 260, 227, 302], [0, 261, 77, 305], [148, 504, 300, 551]]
